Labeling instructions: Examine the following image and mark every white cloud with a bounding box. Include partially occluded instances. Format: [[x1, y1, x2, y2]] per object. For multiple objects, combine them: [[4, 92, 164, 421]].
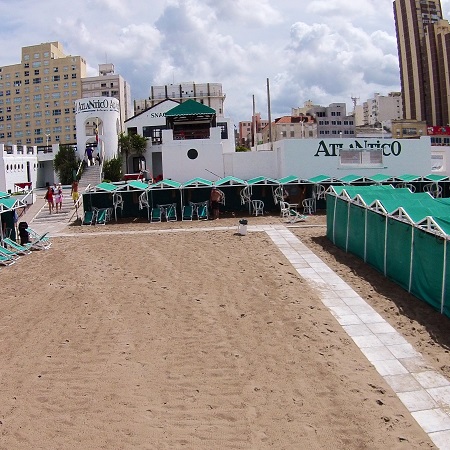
[[0, 0, 410, 122]]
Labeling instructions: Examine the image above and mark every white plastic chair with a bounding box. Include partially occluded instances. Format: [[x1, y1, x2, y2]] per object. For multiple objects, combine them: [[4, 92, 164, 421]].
[[251, 200, 264, 216], [423, 182, 442, 198], [397, 182, 416, 192], [302, 198, 315, 215]]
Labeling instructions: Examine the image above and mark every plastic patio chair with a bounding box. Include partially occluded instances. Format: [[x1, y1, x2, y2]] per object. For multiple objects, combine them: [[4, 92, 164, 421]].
[[251, 200, 264, 216], [302, 198, 315, 215]]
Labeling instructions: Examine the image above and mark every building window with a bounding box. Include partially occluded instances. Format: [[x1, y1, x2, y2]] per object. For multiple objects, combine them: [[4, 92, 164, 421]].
[[187, 148, 198, 160]]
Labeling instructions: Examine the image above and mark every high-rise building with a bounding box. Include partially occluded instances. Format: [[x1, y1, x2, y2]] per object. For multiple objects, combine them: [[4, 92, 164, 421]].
[[81, 63, 133, 133], [393, 0, 443, 124], [0, 42, 86, 146]]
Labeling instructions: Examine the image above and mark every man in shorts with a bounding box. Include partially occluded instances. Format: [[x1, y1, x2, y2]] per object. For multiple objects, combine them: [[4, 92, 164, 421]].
[[210, 187, 223, 220]]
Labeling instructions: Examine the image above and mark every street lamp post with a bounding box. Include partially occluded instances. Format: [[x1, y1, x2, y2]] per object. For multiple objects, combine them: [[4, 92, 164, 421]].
[[45, 134, 50, 147]]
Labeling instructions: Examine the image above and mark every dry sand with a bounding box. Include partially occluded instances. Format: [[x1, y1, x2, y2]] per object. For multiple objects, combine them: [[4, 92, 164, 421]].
[[0, 212, 447, 449]]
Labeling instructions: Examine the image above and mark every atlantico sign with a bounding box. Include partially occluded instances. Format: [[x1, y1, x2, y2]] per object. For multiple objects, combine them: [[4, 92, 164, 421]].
[[314, 140, 402, 157], [75, 98, 120, 114]]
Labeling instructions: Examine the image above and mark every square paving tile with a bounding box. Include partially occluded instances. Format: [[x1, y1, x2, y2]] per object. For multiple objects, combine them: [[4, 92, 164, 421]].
[[371, 359, 409, 376], [377, 332, 409, 346], [411, 409, 450, 433], [384, 374, 423, 393], [413, 371, 450, 389], [342, 324, 373, 337], [333, 314, 364, 326], [360, 345, 397, 362], [357, 312, 386, 324], [366, 322, 397, 334], [351, 334, 384, 348], [429, 430, 450, 449], [387, 343, 421, 359], [397, 390, 439, 412], [427, 385, 450, 407]]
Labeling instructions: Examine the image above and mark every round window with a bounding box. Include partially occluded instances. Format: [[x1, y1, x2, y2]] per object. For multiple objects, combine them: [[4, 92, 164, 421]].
[[187, 148, 198, 160]]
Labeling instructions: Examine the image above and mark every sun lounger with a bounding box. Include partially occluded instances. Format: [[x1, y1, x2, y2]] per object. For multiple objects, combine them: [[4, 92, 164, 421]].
[[82, 210, 95, 225], [166, 204, 177, 222], [0, 253, 15, 266], [182, 204, 193, 221], [0, 245, 20, 260], [151, 207, 162, 223], [2, 238, 31, 255], [197, 204, 209, 220], [29, 232, 51, 250], [95, 208, 107, 225], [26, 227, 52, 247]]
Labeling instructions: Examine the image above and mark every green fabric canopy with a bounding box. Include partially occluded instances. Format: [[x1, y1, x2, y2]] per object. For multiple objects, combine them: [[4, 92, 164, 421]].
[[165, 99, 216, 117]]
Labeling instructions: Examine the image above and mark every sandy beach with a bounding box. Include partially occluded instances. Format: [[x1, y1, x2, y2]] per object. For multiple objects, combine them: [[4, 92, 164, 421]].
[[0, 213, 447, 449]]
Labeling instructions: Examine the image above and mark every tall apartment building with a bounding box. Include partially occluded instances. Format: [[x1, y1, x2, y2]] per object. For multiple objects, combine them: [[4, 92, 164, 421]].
[[81, 63, 133, 133], [362, 92, 403, 126], [134, 82, 226, 117], [309, 103, 355, 137], [0, 42, 86, 146], [393, 0, 444, 124]]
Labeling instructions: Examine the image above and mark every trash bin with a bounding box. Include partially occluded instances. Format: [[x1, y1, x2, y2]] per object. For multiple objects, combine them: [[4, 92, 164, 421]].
[[238, 219, 248, 236], [18, 221, 29, 245]]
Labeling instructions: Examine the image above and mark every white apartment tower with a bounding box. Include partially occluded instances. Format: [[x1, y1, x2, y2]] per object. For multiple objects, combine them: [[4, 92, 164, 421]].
[[0, 42, 86, 146], [363, 92, 403, 126], [81, 63, 132, 133], [134, 82, 226, 117]]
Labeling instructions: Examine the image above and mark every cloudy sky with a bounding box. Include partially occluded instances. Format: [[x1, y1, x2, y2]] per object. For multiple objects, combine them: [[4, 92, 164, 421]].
[[1, 0, 450, 125]]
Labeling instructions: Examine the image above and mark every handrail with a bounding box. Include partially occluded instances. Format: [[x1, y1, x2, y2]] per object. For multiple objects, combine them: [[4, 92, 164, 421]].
[[75, 158, 84, 180]]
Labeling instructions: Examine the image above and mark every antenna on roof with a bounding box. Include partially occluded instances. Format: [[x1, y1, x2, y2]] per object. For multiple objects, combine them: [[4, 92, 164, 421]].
[[351, 95, 359, 114]]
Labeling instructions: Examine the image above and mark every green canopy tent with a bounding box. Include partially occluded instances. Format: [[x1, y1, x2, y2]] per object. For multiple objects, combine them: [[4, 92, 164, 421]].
[[116, 180, 152, 220], [244, 176, 280, 213], [327, 185, 450, 317], [148, 179, 183, 217], [213, 176, 248, 214], [181, 177, 213, 208]]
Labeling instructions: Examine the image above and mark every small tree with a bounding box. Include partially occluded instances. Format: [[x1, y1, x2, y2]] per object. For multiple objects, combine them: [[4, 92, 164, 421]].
[[53, 145, 80, 184], [118, 132, 148, 173], [103, 156, 123, 182], [236, 145, 250, 152]]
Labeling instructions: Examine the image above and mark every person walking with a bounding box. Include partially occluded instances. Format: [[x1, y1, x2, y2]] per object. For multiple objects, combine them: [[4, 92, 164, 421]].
[[54, 183, 63, 213], [44, 185, 54, 214]]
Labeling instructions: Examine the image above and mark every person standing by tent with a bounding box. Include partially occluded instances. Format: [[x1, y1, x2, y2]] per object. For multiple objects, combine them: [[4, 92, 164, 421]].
[[210, 187, 223, 220]]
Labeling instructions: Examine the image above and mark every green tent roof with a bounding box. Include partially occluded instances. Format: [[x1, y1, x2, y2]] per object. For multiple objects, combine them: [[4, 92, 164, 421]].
[[308, 174, 334, 183], [183, 177, 213, 187], [423, 174, 449, 182], [0, 191, 9, 199], [338, 174, 366, 184], [279, 175, 303, 184], [366, 174, 393, 183], [331, 185, 450, 235], [0, 197, 18, 210], [126, 180, 150, 190], [151, 179, 182, 189], [214, 176, 247, 186], [165, 99, 216, 117], [94, 182, 119, 192], [396, 174, 422, 182], [247, 176, 280, 185]]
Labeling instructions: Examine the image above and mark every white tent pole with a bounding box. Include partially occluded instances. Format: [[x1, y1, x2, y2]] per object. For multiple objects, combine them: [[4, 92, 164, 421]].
[[364, 208, 367, 262], [332, 195, 337, 244], [345, 200, 350, 252], [441, 239, 447, 314], [408, 227, 414, 293], [384, 215, 388, 276]]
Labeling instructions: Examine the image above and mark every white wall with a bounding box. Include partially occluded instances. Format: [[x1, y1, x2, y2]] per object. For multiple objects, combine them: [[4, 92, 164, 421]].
[[0, 145, 39, 192], [279, 137, 431, 179], [161, 128, 225, 182]]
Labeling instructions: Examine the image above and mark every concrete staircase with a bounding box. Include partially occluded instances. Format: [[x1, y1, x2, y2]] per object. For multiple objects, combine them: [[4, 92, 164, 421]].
[[78, 164, 102, 190]]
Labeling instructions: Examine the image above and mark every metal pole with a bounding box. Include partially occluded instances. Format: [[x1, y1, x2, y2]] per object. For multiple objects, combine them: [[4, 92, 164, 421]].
[[267, 78, 272, 150]]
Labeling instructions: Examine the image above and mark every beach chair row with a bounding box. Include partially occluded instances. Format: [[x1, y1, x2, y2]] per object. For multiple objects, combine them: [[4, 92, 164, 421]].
[[150, 202, 209, 222], [0, 231, 52, 266], [82, 207, 112, 226]]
